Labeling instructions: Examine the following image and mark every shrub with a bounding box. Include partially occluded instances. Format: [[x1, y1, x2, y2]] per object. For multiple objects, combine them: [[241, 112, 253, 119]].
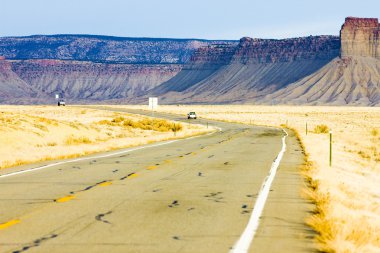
[[314, 124, 329, 134], [98, 116, 183, 133], [65, 135, 92, 145]]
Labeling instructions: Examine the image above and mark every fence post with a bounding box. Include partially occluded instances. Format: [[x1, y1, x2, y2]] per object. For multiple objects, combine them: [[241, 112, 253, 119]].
[[329, 131, 332, 167]]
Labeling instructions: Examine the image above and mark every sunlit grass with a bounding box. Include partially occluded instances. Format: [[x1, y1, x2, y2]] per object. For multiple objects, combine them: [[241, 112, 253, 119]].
[[0, 106, 210, 169]]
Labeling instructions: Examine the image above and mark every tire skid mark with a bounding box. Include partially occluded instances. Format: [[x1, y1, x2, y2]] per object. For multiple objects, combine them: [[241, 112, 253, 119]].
[[11, 233, 58, 253], [120, 172, 138, 180], [95, 211, 113, 224], [57, 180, 113, 203]]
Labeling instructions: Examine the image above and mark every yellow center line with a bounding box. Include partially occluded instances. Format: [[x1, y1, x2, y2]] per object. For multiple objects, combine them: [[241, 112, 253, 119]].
[[147, 165, 157, 170], [128, 173, 138, 179], [164, 160, 172, 163], [98, 181, 112, 187], [55, 195, 76, 203], [0, 219, 20, 230]]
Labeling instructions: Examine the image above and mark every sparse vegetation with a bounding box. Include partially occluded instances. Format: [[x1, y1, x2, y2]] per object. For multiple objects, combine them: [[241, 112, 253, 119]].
[[314, 124, 329, 134], [65, 135, 93, 145], [100, 116, 183, 132], [0, 106, 210, 170]]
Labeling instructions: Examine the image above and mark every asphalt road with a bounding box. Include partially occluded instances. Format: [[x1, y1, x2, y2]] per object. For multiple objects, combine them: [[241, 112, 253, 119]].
[[0, 107, 315, 253]]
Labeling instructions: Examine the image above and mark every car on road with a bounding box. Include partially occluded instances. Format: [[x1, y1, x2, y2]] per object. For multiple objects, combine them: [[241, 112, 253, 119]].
[[187, 112, 197, 119], [58, 99, 66, 106]]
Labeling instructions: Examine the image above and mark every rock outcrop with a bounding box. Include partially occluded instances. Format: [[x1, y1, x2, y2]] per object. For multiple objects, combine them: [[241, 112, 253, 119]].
[[148, 43, 238, 95], [0, 35, 234, 64], [0, 35, 235, 103], [340, 17, 380, 59], [148, 17, 380, 106], [0, 60, 45, 103], [9, 60, 181, 102], [149, 36, 340, 103], [234, 36, 340, 63]]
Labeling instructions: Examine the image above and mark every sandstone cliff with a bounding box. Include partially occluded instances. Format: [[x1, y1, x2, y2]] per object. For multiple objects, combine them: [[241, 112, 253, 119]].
[[340, 17, 380, 59], [149, 36, 340, 103], [149, 17, 380, 105], [261, 17, 380, 106]]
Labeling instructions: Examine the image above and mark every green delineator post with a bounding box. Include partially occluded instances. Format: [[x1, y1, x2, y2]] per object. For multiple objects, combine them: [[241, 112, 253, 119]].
[[329, 131, 332, 166], [207, 122, 208, 129]]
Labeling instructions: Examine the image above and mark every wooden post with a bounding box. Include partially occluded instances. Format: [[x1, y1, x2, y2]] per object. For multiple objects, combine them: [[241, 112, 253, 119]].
[[329, 131, 332, 167]]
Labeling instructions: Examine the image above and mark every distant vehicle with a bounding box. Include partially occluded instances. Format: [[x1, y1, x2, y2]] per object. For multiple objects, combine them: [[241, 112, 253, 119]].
[[58, 99, 66, 106], [187, 112, 197, 119]]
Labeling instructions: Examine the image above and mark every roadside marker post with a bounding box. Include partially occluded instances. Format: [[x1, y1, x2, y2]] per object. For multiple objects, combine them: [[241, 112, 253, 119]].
[[329, 131, 332, 167], [306, 122, 308, 135]]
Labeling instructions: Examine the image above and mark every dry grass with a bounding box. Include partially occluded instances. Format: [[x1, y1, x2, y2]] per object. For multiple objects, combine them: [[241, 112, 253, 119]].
[[114, 105, 380, 253], [314, 124, 329, 134], [0, 106, 211, 169]]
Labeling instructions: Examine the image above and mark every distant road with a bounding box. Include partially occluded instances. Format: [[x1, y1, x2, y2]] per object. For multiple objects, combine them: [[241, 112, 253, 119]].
[[0, 107, 314, 253]]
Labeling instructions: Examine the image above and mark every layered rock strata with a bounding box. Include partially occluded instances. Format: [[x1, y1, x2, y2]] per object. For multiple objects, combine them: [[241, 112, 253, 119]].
[[340, 17, 380, 58]]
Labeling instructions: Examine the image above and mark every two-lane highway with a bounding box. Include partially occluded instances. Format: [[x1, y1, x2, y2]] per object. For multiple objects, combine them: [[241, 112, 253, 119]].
[[0, 107, 314, 253]]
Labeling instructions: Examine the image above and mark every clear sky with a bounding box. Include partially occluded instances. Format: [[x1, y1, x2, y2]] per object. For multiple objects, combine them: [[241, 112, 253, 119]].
[[1, 0, 379, 40]]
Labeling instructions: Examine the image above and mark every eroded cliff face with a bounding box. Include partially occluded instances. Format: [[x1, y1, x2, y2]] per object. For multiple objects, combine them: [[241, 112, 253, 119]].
[[150, 35, 340, 103], [235, 36, 340, 63], [340, 17, 380, 58], [8, 60, 181, 101], [0, 35, 234, 64], [0, 36, 236, 103]]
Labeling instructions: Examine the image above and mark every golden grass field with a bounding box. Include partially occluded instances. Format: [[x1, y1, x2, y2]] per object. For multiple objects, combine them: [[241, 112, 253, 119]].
[[115, 105, 380, 253], [0, 106, 211, 169]]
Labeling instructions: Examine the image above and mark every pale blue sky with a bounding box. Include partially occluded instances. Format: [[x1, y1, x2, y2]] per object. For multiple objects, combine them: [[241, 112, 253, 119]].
[[1, 0, 379, 39]]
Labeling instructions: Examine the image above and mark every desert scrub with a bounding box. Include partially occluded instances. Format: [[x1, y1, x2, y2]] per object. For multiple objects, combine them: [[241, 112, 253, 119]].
[[65, 135, 93, 145], [314, 124, 329, 134], [99, 116, 182, 133]]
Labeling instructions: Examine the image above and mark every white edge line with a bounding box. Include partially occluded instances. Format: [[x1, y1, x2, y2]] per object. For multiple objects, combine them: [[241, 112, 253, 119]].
[[0, 126, 222, 179], [229, 128, 288, 253]]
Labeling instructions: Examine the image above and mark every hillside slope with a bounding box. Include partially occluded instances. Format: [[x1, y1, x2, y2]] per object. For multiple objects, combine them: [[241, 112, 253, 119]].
[[262, 57, 380, 105], [0, 35, 236, 103], [0, 59, 47, 103], [148, 36, 340, 104], [10, 60, 181, 102], [258, 17, 380, 105]]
